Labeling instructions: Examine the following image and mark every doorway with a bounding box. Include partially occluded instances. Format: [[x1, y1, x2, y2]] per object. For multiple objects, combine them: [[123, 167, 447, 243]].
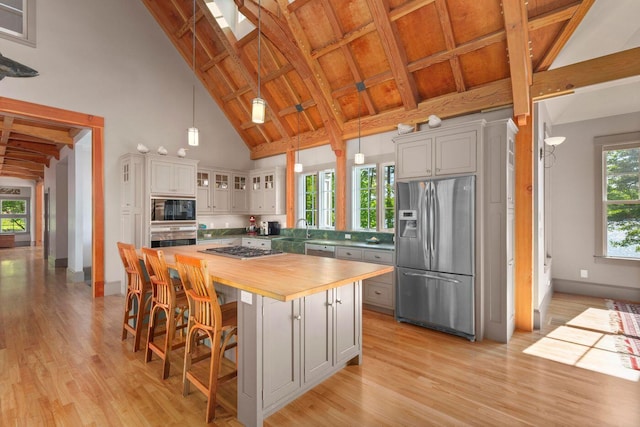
[[0, 97, 105, 297]]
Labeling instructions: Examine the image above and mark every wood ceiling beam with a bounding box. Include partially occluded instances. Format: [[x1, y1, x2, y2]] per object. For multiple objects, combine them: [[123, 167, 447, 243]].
[[503, 0, 532, 125], [536, 0, 595, 71], [6, 141, 61, 159], [531, 47, 640, 100], [0, 121, 74, 145], [389, 0, 436, 22], [2, 151, 50, 167], [0, 171, 42, 180], [3, 159, 44, 172], [367, 0, 418, 110], [434, 0, 465, 93]]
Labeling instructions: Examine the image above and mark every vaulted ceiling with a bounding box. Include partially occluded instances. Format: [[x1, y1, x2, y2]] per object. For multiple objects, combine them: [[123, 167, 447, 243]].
[[1, 0, 639, 181]]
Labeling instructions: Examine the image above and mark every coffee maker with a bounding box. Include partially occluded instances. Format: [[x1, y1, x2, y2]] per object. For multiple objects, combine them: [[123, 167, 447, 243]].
[[260, 221, 269, 236]]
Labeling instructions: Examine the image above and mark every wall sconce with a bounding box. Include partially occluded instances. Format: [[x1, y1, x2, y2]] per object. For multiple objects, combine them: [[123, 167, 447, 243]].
[[542, 123, 566, 167]]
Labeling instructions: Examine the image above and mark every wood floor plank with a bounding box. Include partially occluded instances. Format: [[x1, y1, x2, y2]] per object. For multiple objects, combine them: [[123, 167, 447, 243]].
[[0, 247, 638, 426]]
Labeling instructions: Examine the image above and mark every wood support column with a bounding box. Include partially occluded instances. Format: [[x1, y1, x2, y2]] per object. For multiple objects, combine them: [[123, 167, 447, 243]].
[[514, 108, 533, 331], [334, 146, 346, 230], [91, 124, 104, 298], [285, 150, 296, 228]]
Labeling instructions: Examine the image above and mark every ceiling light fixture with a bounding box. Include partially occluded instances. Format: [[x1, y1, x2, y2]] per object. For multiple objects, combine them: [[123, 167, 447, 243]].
[[294, 104, 303, 173], [188, 0, 199, 146], [251, 0, 266, 124], [354, 82, 365, 165]]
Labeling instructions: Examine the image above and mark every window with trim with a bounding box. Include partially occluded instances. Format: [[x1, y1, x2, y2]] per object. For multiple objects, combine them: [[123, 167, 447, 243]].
[[0, 0, 36, 46], [1, 198, 28, 233], [299, 169, 335, 229], [599, 139, 640, 259], [352, 162, 395, 232]]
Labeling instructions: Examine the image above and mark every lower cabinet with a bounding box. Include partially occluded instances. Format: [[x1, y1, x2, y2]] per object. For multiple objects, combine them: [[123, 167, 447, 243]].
[[336, 246, 395, 314], [262, 282, 361, 411]]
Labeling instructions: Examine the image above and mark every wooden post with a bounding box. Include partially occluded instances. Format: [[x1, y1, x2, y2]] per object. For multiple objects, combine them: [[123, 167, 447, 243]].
[[333, 144, 346, 230], [514, 108, 533, 331], [285, 150, 296, 228]]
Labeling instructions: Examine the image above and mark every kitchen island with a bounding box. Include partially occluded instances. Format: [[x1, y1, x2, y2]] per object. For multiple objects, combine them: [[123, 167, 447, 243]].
[[154, 244, 393, 426]]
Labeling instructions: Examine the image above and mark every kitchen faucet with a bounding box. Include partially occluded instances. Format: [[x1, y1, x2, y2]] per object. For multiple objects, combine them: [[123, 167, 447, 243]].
[[296, 218, 310, 239]]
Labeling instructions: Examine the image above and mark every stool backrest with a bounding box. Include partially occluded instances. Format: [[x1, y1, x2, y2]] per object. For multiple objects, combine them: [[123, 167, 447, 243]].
[[117, 242, 148, 294], [142, 247, 175, 307], [175, 254, 222, 330]]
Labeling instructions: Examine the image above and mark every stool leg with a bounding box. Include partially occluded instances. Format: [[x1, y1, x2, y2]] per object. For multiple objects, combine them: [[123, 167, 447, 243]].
[[133, 293, 145, 352], [145, 305, 157, 363], [122, 292, 132, 341], [161, 307, 174, 379]]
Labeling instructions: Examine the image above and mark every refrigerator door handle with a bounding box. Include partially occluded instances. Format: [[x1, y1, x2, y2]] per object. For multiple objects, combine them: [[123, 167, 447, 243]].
[[430, 184, 435, 259], [402, 271, 461, 284], [423, 183, 430, 260]]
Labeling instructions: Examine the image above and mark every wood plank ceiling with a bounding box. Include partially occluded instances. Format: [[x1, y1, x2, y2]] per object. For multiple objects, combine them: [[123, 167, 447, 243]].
[[140, 0, 602, 160]]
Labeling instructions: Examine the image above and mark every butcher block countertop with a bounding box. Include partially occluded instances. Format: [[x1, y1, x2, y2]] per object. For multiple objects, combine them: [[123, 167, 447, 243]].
[[155, 244, 394, 302]]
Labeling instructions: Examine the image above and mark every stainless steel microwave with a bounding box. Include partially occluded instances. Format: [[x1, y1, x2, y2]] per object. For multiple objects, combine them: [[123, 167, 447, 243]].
[[151, 198, 196, 222]]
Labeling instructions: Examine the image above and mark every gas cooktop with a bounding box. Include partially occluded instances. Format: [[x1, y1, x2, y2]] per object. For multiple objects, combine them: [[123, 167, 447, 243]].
[[199, 245, 284, 260]]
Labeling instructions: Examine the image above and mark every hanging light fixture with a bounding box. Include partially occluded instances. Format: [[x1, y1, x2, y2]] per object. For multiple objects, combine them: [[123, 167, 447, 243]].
[[187, 0, 199, 146], [354, 82, 365, 165], [251, 0, 266, 124], [294, 104, 303, 173]]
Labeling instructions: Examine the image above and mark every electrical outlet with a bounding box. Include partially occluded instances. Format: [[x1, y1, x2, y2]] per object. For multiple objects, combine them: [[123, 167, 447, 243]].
[[345, 234, 351, 239], [580, 269, 588, 279]]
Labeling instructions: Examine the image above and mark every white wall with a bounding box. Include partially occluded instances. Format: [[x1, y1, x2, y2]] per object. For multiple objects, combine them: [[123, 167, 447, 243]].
[[0, 0, 250, 291], [550, 111, 640, 293]]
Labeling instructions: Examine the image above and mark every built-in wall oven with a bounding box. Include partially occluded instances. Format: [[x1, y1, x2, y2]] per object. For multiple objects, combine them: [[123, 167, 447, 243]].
[[150, 224, 197, 248], [151, 198, 197, 222]]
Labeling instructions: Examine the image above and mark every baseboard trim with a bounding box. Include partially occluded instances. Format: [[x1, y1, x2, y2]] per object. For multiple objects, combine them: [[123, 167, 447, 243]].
[[553, 279, 640, 301], [534, 283, 554, 330]]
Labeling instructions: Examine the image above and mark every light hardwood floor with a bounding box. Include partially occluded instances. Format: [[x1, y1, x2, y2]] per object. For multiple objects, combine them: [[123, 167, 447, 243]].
[[0, 247, 638, 426]]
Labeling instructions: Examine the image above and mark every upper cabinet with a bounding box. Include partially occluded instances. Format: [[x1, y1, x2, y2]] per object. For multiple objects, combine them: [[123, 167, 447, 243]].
[[232, 173, 249, 213], [250, 167, 285, 214], [148, 155, 198, 197], [197, 169, 212, 213], [197, 168, 249, 214], [394, 120, 484, 180]]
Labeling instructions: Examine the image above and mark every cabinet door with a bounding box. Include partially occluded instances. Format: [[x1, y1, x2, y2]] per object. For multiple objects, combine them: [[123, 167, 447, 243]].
[[197, 170, 212, 213], [263, 298, 301, 408], [507, 136, 515, 208], [434, 130, 477, 175], [334, 282, 360, 365], [212, 172, 231, 212], [263, 172, 276, 212], [174, 163, 196, 196], [250, 175, 263, 212], [232, 174, 249, 213], [150, 160, 174, 194], [303, 290, 333, 384], [396, 138, 433, 179]]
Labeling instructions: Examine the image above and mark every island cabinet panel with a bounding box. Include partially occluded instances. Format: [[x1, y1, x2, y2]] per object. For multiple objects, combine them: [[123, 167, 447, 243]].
[[262, 298, 301, 409], [259, 282, 362, 418]]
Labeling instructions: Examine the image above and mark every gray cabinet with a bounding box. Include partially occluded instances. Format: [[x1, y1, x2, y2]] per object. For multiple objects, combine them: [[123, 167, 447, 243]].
[[196, 169, 212, 213], [250, 168, 285, 214], [262, 282, 361, 413], [232, 173, 249, 213], [483, 118, 518, 343], [336, 246, 395, 314], [242, 237, 271, 249], [148, 155, 197, 197], [119, 154, 145, 248], [394, 120, 483, 180]]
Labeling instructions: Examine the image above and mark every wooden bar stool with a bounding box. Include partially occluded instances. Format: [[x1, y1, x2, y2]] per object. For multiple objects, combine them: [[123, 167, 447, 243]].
[[175, 253, 238, 423], [142, 247, 189, 379], [117, 242, 152, 352]]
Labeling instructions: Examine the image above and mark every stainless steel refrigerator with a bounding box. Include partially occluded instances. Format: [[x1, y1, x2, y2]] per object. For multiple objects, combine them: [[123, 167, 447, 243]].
[[395, 175, 475, 341]]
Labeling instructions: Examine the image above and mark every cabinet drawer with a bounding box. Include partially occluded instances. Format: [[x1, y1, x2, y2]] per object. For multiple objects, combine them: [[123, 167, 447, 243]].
[[336, 247, 363, 260], [363, 250, 394, 265], [363, 281, 393, 308]]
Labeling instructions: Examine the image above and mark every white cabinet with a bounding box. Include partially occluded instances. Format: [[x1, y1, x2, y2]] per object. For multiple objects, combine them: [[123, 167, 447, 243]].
[[262, 282, 361, 411], [120, 154, 146, 248], [483, 118, 518, 343], [197, 169, 212, 213], [395, 120, 483, 180], [242, 237, 271, 249], [212, 171, 231, 213], [336, 246, 395, 314], [148, 155, 197, 197], [232, 173, 249, 213], [249, 168, 285, 214]]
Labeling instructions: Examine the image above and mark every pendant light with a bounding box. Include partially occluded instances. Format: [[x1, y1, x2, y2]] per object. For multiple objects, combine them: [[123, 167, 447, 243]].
[[188, 0, 199, 146], [251, 0, 266, 124], [294, 104, 303, 173], [354, 82, 365, 165]]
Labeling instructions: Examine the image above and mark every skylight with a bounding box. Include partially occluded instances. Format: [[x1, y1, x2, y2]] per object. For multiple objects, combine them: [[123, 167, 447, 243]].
[[205, 0, 254, 39]]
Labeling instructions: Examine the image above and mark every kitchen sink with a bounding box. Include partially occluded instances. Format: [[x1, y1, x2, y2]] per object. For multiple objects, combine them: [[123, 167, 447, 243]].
[[273, 237, 310, 243]]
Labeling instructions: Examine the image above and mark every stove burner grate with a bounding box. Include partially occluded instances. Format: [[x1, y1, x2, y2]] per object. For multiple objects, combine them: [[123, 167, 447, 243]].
[[199, 245, 283, 260]]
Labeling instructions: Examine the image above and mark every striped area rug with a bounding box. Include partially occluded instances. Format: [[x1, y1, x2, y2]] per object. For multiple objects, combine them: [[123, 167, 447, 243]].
[[606, 299, 640, 370]]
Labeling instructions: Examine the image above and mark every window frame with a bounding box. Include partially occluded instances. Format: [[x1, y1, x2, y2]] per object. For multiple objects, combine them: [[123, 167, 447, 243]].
[[0, 197, 29, 234], [594, 131, 640, 264], [297, 168, 335, 230], [351, 161, 395, 233], [0, 0, 36, 47]]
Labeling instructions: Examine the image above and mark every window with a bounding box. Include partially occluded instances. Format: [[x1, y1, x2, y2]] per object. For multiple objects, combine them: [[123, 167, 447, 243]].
[[601, 143, 640, 259], [299, 169, 335, 229], [0, 0, 36, 46], [352, 162, 395, 232], [1, 198, 28, 233]]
